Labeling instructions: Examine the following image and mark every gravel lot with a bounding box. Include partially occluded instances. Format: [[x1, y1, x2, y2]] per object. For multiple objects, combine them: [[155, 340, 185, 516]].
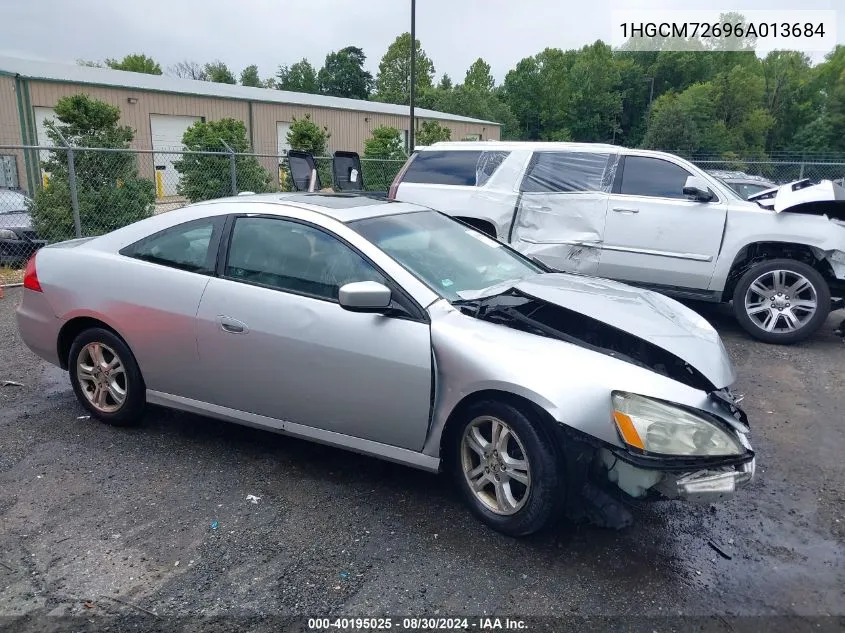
[[0, 286, 843, 632]]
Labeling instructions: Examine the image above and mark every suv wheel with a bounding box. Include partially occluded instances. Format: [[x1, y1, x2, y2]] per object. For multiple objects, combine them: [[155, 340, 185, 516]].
[[732, 259, 830, 344], [449, 400, 565, 537]]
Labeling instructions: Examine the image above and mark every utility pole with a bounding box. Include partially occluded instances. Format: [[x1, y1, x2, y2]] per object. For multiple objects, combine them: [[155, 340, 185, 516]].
[[409, 0, 416, 153]]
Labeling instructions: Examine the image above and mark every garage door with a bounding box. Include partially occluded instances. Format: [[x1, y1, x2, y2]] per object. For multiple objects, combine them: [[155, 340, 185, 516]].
[[151, 114, 201, 197]]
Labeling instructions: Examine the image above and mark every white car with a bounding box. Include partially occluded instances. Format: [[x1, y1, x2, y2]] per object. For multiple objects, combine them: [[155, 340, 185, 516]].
[[389, 142, 845, 344]]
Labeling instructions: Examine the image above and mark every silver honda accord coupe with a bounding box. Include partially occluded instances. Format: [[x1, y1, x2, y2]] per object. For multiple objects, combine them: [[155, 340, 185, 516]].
[[17, 193, 755, 536]]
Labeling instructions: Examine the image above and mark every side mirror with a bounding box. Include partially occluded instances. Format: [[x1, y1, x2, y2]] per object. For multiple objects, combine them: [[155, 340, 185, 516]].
[[338, 281, 392, 312], [683, 176, 715, 202]]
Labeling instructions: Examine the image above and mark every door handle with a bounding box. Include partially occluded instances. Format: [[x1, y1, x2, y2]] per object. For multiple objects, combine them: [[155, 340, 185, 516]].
[[612, 207, 639, 214], [216, 316, 248, 334]]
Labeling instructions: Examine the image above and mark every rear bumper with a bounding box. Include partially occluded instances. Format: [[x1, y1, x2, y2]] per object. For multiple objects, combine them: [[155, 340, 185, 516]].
[[16, 289, 62, 366]]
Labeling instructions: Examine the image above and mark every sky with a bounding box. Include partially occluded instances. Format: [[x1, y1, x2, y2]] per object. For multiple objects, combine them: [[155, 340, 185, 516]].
[[1, 0, 843, 85]]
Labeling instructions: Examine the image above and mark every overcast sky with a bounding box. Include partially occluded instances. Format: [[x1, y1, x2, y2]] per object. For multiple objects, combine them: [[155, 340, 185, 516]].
[[1, 0, 843, 84]]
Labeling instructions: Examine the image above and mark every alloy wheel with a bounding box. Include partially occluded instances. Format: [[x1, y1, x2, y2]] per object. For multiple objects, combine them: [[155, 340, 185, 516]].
[[76, 342, 128, 413], [460, 415, 532, 516], [744, 269, 818, 334]]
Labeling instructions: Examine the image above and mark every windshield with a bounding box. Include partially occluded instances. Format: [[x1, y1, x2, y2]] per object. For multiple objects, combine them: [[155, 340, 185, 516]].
[[350, 211, 542, 301]]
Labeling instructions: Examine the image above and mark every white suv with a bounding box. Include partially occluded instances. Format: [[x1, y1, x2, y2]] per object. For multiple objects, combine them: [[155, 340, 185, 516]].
[[389, 141, 845, 344]]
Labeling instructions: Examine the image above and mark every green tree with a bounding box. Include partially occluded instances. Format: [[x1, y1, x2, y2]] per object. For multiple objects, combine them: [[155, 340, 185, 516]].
[[203, 61, 237, 84], [276, 59, 319, 94], [363, 126, 406, 159], [416, 120, 452, 145], [318, 46, 373, 99], [286, 114, 330, 155], [240, 64, 262, 87], [437, 74, 453, 91], [464, 58, 494, 92], [30, 94, 155, 241], [105, 53, 162, 75], [173, 119, 273, 202], [374, 32, 435, 104]]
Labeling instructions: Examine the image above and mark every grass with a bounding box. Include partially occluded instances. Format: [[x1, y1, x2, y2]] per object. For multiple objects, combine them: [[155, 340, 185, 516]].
[[0, 266, 24, 286]]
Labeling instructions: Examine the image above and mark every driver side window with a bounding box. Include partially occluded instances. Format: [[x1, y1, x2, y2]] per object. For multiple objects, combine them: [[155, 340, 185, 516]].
[[224, 217, 386, 301], [621, 156, 698, 200]]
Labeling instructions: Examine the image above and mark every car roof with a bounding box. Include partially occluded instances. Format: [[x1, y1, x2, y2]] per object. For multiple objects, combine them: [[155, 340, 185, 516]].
[[187, 192, 429, 223], [419, 141, 621, 153]]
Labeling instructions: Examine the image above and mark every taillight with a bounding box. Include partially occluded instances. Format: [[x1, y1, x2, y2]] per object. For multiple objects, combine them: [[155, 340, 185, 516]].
[[388, 153, 416, 200], [23, 254, 42, 292]]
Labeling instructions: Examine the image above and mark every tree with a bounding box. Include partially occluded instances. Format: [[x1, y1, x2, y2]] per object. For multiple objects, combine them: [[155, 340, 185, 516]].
[[240, 64, 262, 87], [363, 126, 406, 160], [374, 32, 435, 104], [416, 120, 451, 146], [464, 58, 494, 92], [318, 46, 373, 99], [174, 119, 273, 202], [761, 51, 815, 152], [77, 59, 103, 68], [437, 74, 453, 91], [286, 114, 330, 155], [203, 61, 236, 84], [276, 59, 319, 94], [105, 53, 162, 75], [30, 95, 155, 241], [169, 60, 207, 80]]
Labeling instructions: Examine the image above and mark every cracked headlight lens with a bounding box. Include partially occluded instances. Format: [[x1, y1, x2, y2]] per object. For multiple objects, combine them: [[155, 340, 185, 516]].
[[611, 392, 744, 457]]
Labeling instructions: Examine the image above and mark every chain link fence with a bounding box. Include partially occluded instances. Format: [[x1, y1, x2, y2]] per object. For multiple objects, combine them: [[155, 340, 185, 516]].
[[2, 143, 844, 284]]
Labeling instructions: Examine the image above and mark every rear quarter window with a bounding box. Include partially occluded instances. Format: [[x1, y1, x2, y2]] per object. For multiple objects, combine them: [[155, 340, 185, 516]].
[[402, 150, 509, 187], [520, 152, 617, 193]]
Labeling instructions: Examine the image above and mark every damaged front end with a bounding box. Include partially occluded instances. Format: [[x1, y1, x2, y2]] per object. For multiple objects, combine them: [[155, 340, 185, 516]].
[[455, 284, 755, 528]]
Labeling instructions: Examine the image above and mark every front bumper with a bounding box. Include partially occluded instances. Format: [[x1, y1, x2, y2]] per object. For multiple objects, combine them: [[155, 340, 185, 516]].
[[599, 431, 756, 504]]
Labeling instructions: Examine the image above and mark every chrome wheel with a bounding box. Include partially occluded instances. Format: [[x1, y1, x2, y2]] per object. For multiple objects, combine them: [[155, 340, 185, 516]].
[[744, 269, 818, 334], [76, 342, 127, 413], [461, 415, 531, 516]]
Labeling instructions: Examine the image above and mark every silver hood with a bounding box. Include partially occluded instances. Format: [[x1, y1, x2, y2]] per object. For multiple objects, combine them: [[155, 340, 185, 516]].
[[459, 273, 736, 390]]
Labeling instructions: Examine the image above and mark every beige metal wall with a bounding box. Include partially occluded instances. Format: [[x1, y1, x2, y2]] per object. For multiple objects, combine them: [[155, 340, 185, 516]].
[[0, 76, 25, 189]]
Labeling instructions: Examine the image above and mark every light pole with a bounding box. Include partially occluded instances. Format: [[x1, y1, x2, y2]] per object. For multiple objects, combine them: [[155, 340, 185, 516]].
[[409, 0, 416, 153]]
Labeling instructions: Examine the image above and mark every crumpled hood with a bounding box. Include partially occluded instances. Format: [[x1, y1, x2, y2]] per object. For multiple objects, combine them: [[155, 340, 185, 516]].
[[460, 273, 736, 389]]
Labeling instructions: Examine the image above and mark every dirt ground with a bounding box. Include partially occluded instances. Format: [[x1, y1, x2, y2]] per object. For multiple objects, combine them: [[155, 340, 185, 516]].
[[0, 285, 843, 632]]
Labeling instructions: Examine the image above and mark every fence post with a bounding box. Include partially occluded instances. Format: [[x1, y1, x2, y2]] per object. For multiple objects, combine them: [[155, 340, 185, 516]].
[[47, 122, 82, 239], [799, 157, 805, 180], [220, 139, 237, 195]]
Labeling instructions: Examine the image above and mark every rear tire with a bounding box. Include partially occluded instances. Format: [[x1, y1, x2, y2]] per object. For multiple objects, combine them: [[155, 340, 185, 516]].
[[732, 259, 830, 344], [449, 400, 565, 537], [68, 327, 145, 426]]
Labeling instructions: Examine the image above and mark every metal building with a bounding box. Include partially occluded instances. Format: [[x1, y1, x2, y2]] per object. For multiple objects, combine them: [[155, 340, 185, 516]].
[[0, 56, 500, 194]]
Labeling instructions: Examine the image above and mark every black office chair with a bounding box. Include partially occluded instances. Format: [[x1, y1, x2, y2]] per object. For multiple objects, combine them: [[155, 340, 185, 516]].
[[287, 151, 322, 191]]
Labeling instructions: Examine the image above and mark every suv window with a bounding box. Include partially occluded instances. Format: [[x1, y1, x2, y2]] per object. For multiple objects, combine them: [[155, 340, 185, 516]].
[[224, 217, 385, 301], [620, 156, 695, 199], [521, 152, 615, 193], [120, 217, 221, 274], [402, 150, 510, 187]]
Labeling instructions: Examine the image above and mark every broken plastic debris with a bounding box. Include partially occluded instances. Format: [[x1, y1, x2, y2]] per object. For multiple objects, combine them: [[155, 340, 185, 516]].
[[77, 415, 90, 420], [246, 494, 260, 504], [339, 571, 349, 579], [210, 521, 218, 530], [174, 560, 179, 567], [2, 380, 24, 387]]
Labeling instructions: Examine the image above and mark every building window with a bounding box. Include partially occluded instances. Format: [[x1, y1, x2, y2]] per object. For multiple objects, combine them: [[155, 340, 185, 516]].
[[462, 134, 482, 141]]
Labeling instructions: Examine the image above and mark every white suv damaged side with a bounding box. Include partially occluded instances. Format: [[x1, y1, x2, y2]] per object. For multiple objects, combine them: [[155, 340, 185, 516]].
[[390, 142, 845, 344]]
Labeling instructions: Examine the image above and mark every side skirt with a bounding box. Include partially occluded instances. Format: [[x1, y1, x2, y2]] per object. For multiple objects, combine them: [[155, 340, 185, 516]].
[[146, 390, 441, 473]]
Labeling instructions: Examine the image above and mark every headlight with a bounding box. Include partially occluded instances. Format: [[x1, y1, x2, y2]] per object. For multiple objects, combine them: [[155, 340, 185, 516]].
[[0, 229, 18, 240], [611, 392, 744, 457]]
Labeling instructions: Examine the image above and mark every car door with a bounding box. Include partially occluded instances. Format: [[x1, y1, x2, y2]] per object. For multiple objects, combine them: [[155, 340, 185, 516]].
[[598, 154, 728, 290], [194, 214, 433, 451], [508, 150, 615, 275]]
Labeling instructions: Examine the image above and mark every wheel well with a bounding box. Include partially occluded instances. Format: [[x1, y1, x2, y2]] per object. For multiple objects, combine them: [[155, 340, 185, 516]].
[[57, 317, 120, 370], [439, 389, 559, 458], [722, 241, 835, 302], [454, 217, 497, 239]]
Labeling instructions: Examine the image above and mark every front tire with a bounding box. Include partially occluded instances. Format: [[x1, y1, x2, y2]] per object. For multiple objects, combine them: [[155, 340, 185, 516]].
[[733, 259, 830, 344], [449, 400, 565, 537], [68, 327, 145, 426]]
